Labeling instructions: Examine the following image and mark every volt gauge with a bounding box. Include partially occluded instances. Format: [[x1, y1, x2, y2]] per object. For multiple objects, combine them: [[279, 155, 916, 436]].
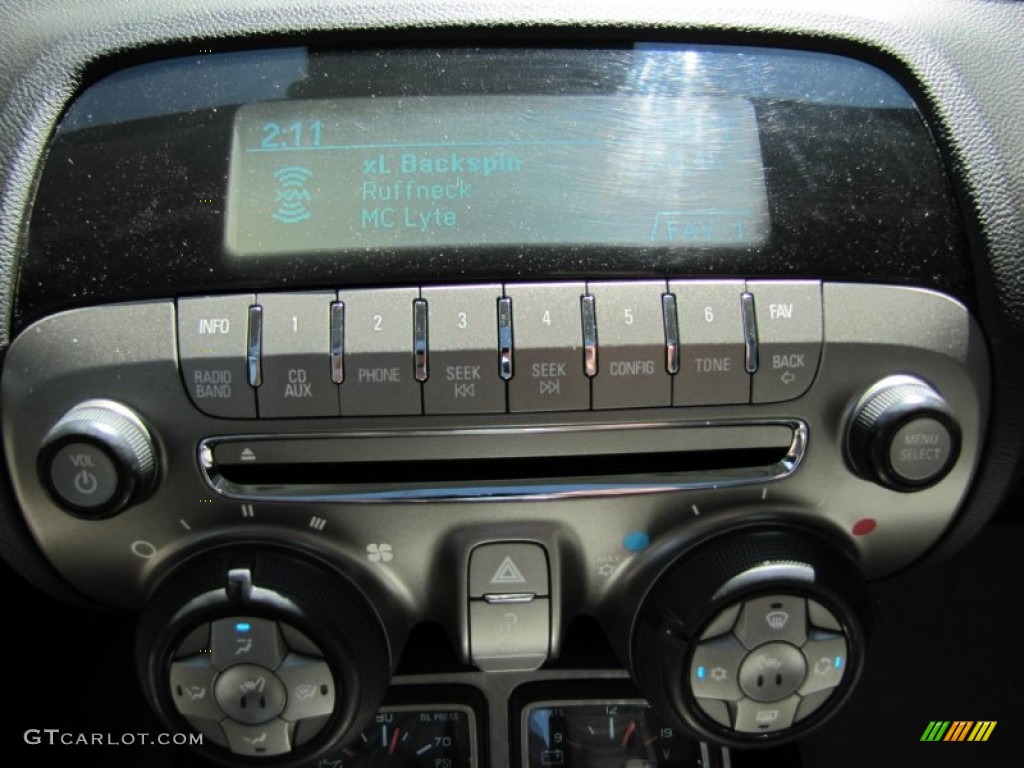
[[523, 701, 721, 768]]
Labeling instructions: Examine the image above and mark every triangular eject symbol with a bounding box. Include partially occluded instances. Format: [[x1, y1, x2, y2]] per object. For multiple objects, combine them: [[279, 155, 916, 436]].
[[491, 555, 527, 584]]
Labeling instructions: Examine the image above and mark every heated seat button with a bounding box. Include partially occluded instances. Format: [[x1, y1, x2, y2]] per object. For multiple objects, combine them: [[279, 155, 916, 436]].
[[257, 292, 338, 418], [747, 281, 822, 403], [422, 284, 505, 414], [276, 654, 335, 721], [338, 287, 421, 416], [178, 294, 256, 418], [670, 280, 749, 405], [169, 655, 222, 720], [589, 281, 671, 409], [222, 718, 291, 757], [505, 282, 589, 412]]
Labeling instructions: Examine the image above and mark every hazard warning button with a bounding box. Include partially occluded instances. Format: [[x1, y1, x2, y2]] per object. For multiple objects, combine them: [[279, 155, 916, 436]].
[[469, 542, 549, 598]]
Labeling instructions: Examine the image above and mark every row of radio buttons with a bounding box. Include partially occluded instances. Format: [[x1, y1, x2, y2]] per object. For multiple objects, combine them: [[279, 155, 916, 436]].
[[177, 280, 822, 419]]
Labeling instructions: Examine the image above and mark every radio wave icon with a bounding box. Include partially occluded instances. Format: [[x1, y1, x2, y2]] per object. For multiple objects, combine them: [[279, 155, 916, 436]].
[[272, 166, 313, 224]]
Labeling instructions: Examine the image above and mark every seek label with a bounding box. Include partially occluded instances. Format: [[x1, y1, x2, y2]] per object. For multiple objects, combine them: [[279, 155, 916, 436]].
[[422, 284, 505, 414], [505, 282, 590, 412]]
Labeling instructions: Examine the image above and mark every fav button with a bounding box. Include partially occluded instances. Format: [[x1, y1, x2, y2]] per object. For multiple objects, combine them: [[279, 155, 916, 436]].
[[746, 280, 822, 403]]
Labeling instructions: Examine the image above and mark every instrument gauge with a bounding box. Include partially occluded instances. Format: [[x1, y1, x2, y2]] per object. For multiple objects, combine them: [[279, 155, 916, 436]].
[[317, 705, 475, 767], [524, 701, 716, 767]]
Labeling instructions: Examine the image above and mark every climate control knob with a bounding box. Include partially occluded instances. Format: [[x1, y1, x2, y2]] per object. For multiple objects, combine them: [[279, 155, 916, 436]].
[[137, 547, 393, 767], [846, 375, 960, 491], [630, 528, 868, 747], [38, 399, 157, 517]]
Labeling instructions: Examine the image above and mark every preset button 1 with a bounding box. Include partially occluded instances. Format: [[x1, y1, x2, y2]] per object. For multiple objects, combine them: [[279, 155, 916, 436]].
[[257, 292, 338, 418]]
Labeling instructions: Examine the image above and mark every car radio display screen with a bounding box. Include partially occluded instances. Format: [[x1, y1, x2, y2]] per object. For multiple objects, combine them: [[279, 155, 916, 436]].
[[225, 94, 769, 254]]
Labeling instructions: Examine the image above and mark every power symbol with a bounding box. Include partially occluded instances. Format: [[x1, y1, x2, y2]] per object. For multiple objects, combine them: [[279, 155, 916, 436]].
[[74, 469, 98, 495]]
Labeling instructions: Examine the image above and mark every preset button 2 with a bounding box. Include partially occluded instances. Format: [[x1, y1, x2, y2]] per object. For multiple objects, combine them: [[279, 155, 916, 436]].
[[338, 287, 421, 415]]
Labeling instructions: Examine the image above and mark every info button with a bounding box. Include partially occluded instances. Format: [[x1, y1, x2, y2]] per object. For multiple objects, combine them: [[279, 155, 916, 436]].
[[178, 294, 256, 418]]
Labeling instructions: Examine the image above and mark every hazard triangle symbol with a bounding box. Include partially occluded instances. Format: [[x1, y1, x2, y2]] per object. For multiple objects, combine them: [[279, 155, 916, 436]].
[[490, 555, 526, 584]]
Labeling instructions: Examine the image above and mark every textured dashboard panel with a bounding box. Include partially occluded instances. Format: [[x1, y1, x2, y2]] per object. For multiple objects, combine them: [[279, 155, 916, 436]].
[[0, 0, 1020, 606]]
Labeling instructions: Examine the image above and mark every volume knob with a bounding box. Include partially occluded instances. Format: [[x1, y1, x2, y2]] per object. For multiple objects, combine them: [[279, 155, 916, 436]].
[[846, 376, 960, 491], [39, 400, 157, 517]]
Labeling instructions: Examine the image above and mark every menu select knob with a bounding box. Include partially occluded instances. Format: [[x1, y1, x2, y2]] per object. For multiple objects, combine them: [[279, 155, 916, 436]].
[[39, 400, 157, 517], [847, 376, 960, 491]]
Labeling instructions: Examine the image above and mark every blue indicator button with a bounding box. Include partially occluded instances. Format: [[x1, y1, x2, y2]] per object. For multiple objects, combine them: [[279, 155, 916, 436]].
[[623, 531, 651, 552], [235, 622, 252, 633], [834, 656, 843, 669], [697, 666, 706, 679]]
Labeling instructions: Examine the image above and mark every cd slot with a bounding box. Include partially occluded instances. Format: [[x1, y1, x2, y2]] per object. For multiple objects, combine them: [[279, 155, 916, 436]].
[[201, 421, 804, 502]]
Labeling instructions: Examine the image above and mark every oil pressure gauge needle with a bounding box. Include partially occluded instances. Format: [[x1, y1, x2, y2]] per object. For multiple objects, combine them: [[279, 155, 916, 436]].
[[620, 720, 637, 748]]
